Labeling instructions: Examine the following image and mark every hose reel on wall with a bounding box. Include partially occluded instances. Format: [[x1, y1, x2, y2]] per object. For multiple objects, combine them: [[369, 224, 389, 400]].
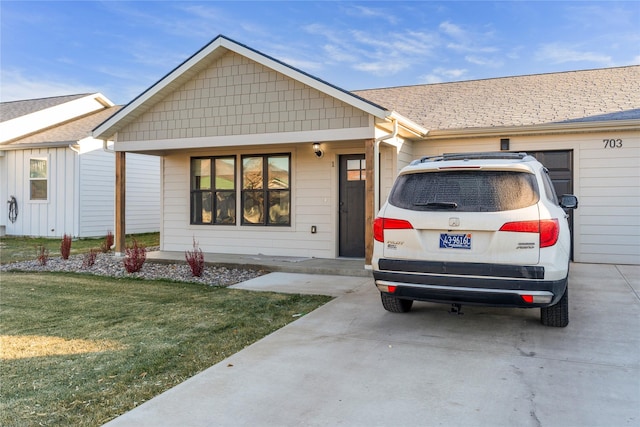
[[8, 196, 18, 223]]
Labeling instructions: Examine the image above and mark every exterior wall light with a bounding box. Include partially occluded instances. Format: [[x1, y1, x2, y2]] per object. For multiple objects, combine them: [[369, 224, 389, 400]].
[[500, 138, 510, 151], [312, 142, 324, 158]]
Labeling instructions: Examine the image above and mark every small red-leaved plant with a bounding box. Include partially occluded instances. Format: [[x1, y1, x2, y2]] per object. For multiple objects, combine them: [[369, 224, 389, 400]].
[[185, 239, 205, 277], [83, 248, 98, 268], [36, 245, 49, 266], [123, 240, 146, 273], [60, 234, 72, 260], [101, 230, 114, 253]]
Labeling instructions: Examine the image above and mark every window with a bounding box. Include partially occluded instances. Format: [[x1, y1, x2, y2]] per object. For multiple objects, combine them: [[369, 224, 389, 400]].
[[29, 158, 48, 200], [347, 158, 366, 181], [389, 171, 539, 212], [190, 157, 236, 224], [242, 154, 290, 226]]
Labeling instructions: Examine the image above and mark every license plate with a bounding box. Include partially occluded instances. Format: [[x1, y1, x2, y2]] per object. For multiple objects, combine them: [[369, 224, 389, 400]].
[[440, 233, 472, 249]]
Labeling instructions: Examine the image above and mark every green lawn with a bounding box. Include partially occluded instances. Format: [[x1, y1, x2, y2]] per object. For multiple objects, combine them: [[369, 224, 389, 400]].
[[0, 272, 331, 426], [0, 233, 160, 265]]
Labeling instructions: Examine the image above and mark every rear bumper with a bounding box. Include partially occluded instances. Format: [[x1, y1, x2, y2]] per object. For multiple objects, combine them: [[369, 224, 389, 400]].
[[373, 259, 567, 308]]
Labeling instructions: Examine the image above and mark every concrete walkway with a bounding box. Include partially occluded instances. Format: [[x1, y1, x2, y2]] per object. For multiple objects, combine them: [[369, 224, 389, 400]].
[[105, 263, 640, 427]]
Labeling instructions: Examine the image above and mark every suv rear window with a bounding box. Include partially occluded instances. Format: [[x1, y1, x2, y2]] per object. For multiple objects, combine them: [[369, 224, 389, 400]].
[[388, 170, 539, 212]]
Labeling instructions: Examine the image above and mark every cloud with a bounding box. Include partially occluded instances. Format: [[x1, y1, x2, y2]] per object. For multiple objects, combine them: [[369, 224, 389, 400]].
[[465, 55, 503, 68], [346, 5, 399, 25], [0, 69, 98, 102], [419, 67, 469, 84], [535, 43, 613, 65]]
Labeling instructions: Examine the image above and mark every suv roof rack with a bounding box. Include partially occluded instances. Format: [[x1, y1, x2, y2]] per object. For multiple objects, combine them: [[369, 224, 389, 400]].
[[413, 152, 530, 164]]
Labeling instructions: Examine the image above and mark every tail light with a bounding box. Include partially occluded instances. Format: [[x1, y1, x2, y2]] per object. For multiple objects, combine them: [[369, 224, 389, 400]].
[[373, 217, 414, 242], [499, 219, 560, 248]]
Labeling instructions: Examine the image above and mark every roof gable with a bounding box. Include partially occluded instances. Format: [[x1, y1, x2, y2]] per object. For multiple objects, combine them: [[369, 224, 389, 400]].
[[1, 93, 114, 144], [0, 93, 92, 122], [354, 66, 640, 131], [94, 35, 395, 140], [3, 106, 122, 149]]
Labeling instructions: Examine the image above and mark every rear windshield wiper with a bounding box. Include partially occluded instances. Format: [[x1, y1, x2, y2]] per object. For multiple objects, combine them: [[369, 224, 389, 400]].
[[414, 201, 458, 209]]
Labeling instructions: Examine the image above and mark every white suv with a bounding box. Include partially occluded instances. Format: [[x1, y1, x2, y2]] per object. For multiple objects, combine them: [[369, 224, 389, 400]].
[[372, 152, 578, 327]]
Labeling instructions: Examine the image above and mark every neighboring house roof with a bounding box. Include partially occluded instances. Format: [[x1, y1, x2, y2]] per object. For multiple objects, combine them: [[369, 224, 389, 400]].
[[353, 66, 640, 131], [2, 106, 122, 149], [0, 94, 93, 122], [93, 35, 426, 140]]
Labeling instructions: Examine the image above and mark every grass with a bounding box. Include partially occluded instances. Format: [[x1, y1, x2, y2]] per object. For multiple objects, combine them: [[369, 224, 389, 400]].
[[0, 233, 160, 265], [0, 272, 332, 426]]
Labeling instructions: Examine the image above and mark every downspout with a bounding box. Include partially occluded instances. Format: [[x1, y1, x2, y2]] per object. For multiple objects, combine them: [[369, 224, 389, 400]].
[[68, 143, 81, 238], [374, 117, 398, 213]]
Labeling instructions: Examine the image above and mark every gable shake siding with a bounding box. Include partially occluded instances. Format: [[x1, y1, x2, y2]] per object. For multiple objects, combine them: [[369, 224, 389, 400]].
[[116, 52, 369, 144]]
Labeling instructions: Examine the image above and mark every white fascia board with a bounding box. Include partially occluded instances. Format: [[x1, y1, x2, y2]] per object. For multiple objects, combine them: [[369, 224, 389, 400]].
[[93, 36, 391, 140], [113, 127, 375, 152], [425, 119, 640, 140]]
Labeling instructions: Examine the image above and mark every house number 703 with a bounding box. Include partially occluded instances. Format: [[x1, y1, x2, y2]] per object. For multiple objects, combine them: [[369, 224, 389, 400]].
[[603, 139, 623, 148]]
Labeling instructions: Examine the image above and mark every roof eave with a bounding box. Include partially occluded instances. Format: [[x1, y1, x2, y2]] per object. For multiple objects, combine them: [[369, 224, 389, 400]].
[[422, 119, 640, 141]]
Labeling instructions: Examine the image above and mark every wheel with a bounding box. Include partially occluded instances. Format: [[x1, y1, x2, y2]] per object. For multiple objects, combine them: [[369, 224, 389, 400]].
[[380, 293, 413, 313], [541, 286, 569, 327]]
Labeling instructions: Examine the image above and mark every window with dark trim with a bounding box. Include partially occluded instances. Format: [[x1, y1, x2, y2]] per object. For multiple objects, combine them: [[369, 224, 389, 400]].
[[242, 154, 291, 226], [190, 157, 236, 225]]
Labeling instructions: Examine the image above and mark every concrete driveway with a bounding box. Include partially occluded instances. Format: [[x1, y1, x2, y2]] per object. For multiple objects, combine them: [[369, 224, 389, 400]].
[[105, 263, 640, 427]]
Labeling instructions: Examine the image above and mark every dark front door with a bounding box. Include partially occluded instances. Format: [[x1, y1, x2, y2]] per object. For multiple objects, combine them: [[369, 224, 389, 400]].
[[339, 154, 366, 257]]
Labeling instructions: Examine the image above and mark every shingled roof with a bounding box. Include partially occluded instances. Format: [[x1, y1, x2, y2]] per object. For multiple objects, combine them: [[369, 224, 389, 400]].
[[0, 94, 92, 122], [353, 66, 640, 131], [3, 106, 122, 148]]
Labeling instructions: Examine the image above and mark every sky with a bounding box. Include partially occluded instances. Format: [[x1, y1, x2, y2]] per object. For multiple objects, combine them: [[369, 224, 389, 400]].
[[1, 1, 639, 105]]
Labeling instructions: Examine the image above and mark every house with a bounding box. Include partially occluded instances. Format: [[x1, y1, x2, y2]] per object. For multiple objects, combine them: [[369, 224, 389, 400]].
[[93, 35, 640, 265], [0, 93, 160, 238]]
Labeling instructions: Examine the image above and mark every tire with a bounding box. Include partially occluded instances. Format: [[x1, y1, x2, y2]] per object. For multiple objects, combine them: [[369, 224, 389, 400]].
[[380, 293, 413, 313], [540, 286, 569, 327]]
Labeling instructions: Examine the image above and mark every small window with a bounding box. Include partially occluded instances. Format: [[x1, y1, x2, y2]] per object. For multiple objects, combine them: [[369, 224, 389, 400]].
[[347, 158, 366, 181], [29, 158, 48, 200], [389, 171, 539, 212], [242, 154, 290, 226], [190, 157, 236, 224]]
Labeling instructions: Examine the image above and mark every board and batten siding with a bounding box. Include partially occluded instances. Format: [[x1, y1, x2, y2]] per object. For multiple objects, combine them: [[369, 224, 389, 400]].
[[3, 147, 78, 237], [160, 141, 364, 258], [411, 129, 640, 265]]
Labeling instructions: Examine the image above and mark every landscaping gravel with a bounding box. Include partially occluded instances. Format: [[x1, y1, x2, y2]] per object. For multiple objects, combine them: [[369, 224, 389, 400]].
[[0, 248, 265, 286]]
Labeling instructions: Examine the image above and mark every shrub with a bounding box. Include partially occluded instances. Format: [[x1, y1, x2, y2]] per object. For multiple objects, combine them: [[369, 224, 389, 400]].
[[101, 230, 114, 253], [83, 248, 98, 268], [60, 234, 72, 260], [36, 245, 49, 266], [185, 239, 205, 277], [123, 239, 146, 273]]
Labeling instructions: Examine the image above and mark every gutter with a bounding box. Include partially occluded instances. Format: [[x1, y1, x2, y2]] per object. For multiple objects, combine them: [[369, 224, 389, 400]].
[[425, 119, 640, 141]]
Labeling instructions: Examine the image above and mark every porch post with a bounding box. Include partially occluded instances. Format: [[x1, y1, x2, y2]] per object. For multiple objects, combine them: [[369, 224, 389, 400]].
[[364, 138, 375, 265], [115, 151, 126, 254]]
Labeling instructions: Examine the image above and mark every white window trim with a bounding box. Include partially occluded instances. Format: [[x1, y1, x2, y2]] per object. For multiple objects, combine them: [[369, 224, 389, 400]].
[[27, 155, 49, 203]]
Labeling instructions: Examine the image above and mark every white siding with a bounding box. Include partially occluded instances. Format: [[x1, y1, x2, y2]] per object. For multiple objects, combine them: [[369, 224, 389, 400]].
[[160, 141, 364, 258], [3, 147, 77, 237], [78, 141, 115, 237], [411, 130, 640, 265], [126, 153, 161, 234], [78, 141, 160, 237]]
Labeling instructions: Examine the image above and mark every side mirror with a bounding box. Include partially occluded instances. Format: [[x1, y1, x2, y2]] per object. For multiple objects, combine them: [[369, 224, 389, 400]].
[[560, 194, 578, 210]]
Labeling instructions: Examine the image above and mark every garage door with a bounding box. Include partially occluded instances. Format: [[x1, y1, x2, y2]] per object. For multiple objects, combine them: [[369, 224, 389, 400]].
[[528, 150, 574, 258]]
